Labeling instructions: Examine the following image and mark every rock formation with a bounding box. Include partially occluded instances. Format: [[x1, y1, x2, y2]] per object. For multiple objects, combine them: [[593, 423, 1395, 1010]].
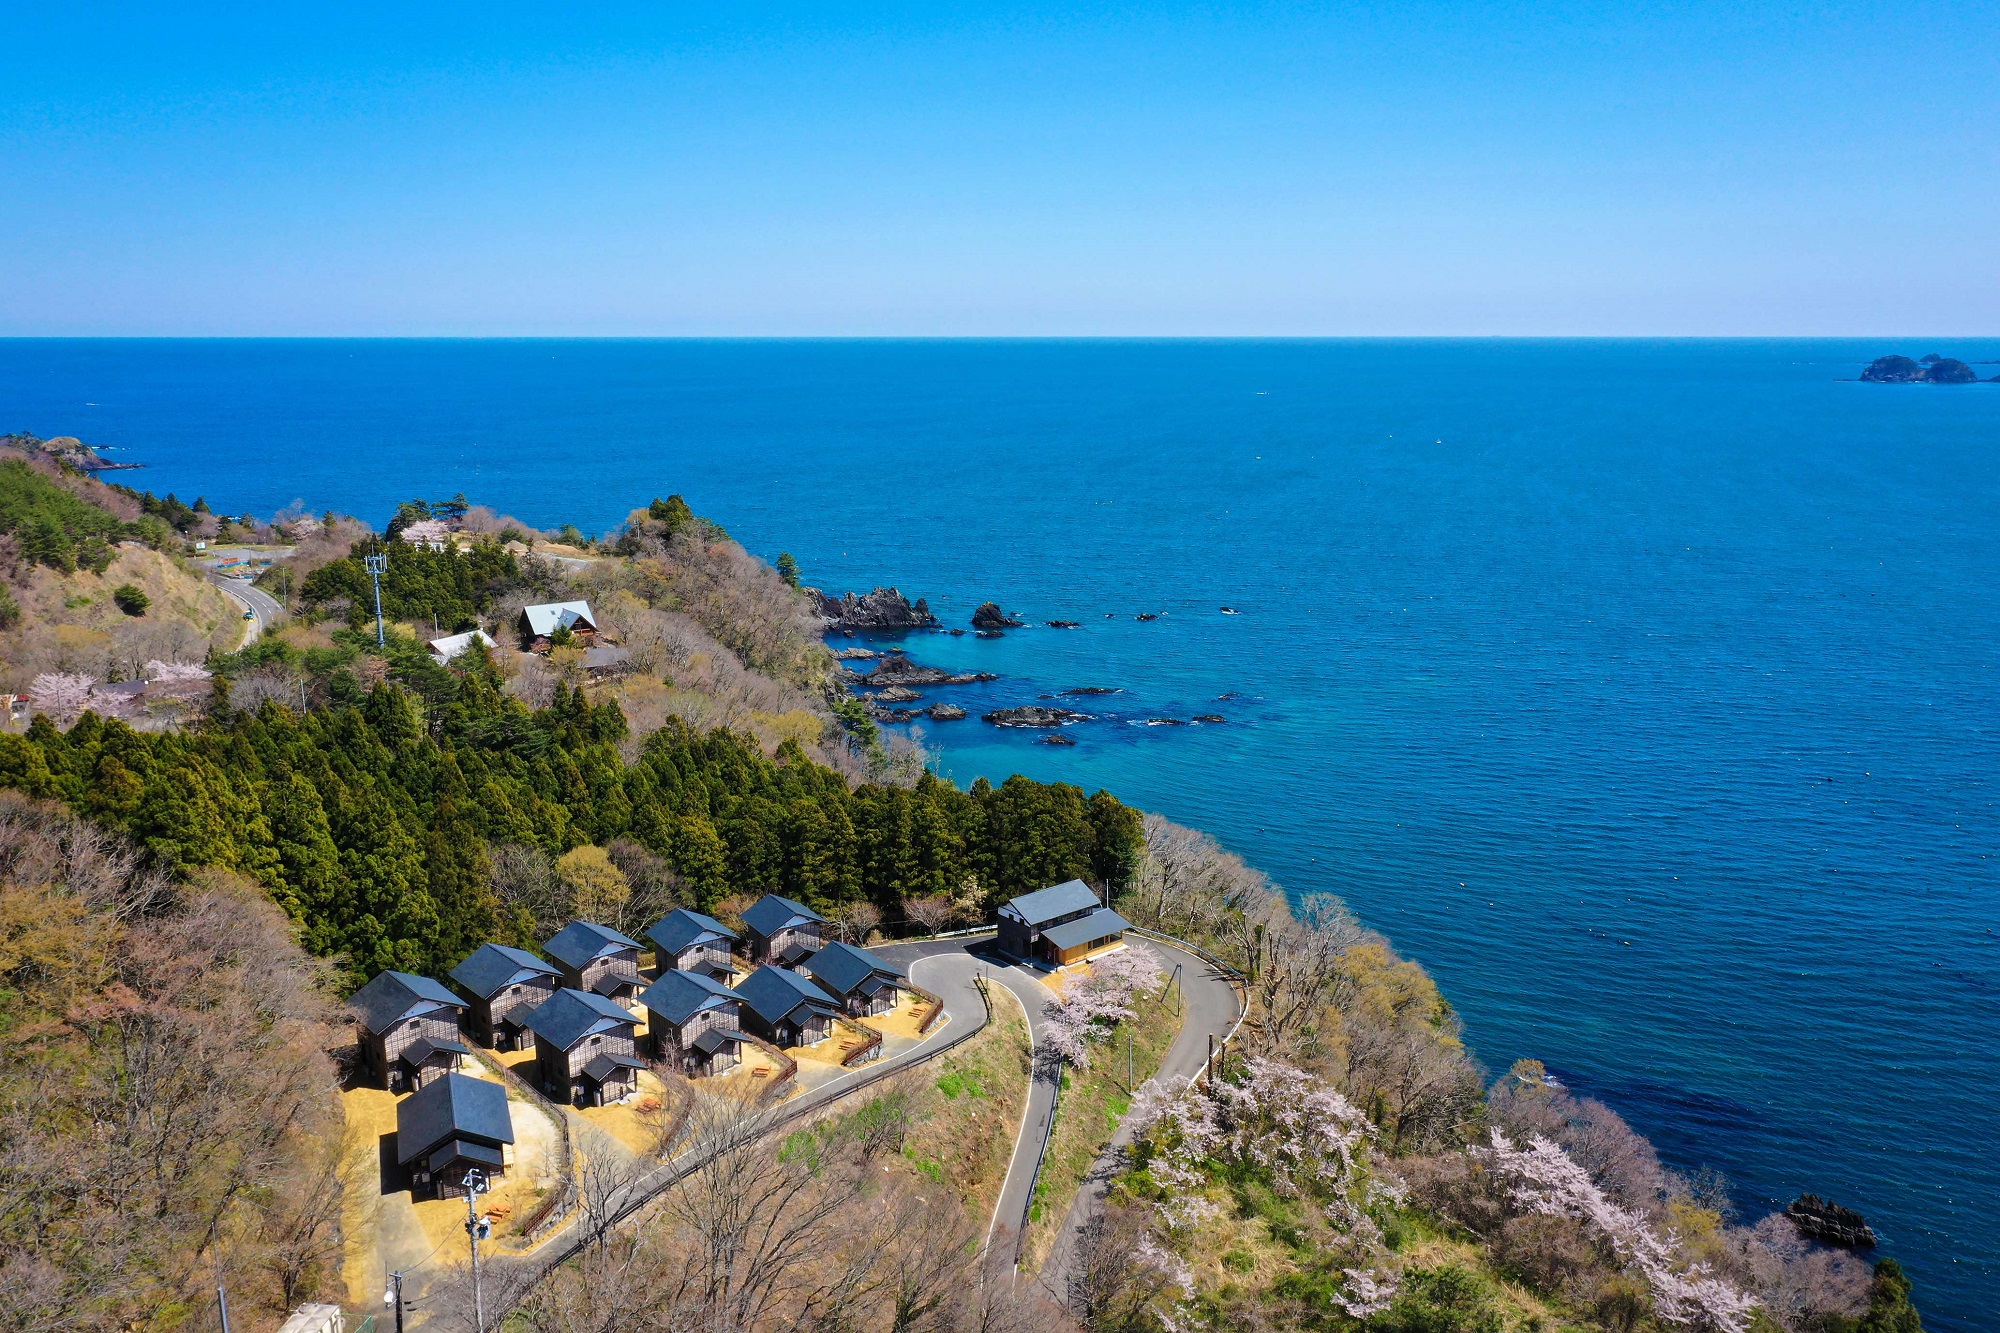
[[1786, 1195, 1877, 1249], [971, 601, 1024, 629], [984, 705, 1090, 728], [810, 587, 940, 630], [1861, 354, 1982, 384], [926, 704, 967, 721]]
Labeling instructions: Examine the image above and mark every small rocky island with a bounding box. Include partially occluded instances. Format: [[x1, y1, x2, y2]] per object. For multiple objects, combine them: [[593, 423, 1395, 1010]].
[[971, 601, 1024, 629], [811, 587, 939, 630], [1859, 353, 1991, 384], [985, 705, 1091, 728]]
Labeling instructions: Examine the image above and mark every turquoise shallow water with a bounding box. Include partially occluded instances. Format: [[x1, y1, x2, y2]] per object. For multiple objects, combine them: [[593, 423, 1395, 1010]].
[[3, 339, 1995, 1325]]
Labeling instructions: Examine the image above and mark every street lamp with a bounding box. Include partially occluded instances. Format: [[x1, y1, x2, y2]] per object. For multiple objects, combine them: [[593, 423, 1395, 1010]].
[[363, 552, 389, 646]]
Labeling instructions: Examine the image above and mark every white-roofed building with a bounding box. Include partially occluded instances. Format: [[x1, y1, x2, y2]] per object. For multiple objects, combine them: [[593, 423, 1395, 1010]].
[[428, 629, 498, 665], [519, 601, 599, 653]]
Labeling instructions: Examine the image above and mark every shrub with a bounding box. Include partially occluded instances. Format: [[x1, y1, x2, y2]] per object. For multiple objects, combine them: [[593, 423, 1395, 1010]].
[[112, 583, 150, 616]]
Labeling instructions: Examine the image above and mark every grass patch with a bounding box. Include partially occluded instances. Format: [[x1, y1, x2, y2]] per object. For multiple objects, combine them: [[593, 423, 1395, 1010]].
[[1020, 966, 1183, 1270]]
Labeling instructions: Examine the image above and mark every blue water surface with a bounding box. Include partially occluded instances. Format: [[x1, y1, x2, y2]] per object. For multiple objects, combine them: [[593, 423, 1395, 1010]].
[[2, 339, 1995, 1326]]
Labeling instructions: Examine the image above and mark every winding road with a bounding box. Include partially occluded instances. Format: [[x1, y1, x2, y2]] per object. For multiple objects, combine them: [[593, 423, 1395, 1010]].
[[208, 571, 283, 646]]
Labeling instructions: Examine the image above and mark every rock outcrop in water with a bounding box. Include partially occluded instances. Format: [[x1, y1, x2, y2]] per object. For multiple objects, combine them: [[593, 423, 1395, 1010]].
[[971, 601, 1023, 629], [1786, 1195, 1878, 1249], [985, 705, 1089, 728], [811, 587, 939, 629], [868, 658, 996, 687], [1860, 354, 1984, 384]]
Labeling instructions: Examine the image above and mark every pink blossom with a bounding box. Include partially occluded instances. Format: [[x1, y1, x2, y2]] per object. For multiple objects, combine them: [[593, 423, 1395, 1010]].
[[1041, 944, 1164, 1068], [144, 660, 213, 682], [29, 673, 96, 726]]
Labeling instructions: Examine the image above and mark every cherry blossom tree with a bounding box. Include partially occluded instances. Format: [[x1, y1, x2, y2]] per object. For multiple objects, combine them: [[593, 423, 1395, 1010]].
[[29, 673, 95, 727], [143, 660, 212, 681], [1041, 945, 1163, 1068], [1483, 1130, 1758, 1333]]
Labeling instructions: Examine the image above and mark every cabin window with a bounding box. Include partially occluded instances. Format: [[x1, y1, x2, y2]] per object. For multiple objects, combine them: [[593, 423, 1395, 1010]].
[[590, 1035, 602, 1044]]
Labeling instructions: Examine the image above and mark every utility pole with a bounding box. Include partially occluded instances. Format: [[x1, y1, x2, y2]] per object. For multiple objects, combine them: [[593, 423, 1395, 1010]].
[[464, 1169, 491, 1333], [211, 1227, 232, 1333], [364, 552, 389, 646], [382, 1271, 407, 1333]]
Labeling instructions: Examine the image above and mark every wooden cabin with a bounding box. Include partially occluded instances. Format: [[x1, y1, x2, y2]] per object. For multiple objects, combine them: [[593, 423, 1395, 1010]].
[[449, 943, 561, 1051], [350, 970, 469, 1092], [735, 965, 841, 1048], [995, 879, 1131, 968], [522, 988, 645, 1107], [645, 908, 741, 979], [396, 1071, 514, 1200], [800, 940, 908, 1018], [639, 970, 746, 1077], [741, 894, 826, 969], [519, 600, 599, 653], [542, 920, 645, 1003]]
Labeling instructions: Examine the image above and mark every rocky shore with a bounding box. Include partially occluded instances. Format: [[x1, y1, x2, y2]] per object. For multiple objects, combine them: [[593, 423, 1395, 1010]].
[[811, 586, 939, 630]]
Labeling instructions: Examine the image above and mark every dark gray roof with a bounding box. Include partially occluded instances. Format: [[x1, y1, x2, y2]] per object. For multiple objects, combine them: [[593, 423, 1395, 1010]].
[[741, 894, 826, 937], [1001, 879, 1102, 928], [776, 939, 817, 966], [583, 1052, 647, 1082], [1039, 907, 1132, 952], [691, 1027, 743, 1056], [396, 1072, 514, 1165], [736, 965, 840, 1029], [802, 941, 905, 999], [350, 970, 465, 1036], [430, 1139, 506, 1173], [543, 920, 642, 972], [523, 988, 638, 1051], [640, 970, 741, 1028], [449, 944, 560, 1000], [646, 908, 740, 958], [400, 1036, 468, 1067], [588, 968, 643, 997]]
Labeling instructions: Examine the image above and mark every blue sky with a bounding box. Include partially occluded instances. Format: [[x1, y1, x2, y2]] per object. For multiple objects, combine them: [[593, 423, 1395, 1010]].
[[2, 2, 1995, 335]]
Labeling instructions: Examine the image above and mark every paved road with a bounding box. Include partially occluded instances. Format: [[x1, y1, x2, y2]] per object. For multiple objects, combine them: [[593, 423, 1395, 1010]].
[[209, 573, 283, 646], [1035, 934, 1244, 1305]]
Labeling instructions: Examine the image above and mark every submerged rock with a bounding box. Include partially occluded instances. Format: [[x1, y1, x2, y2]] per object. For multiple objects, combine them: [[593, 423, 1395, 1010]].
[[811, 587, 940, 630], [971, 601, 1024, 629], [985, 706, 1090, 728], [1039, 734, 1078, 746], [1136, 613, 1160, 621], [1047, 620, 1081, 628], [1058, 686, 1122, 696], [1192, 714, 1225, 723]]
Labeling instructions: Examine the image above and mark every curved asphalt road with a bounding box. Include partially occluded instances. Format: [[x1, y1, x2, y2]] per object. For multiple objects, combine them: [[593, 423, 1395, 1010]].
[[209, 573, 283, 646]]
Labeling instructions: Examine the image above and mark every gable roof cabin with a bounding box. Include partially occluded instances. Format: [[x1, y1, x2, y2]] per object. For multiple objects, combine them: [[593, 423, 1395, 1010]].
[[523, 987, 639, 1053], [639, 968, 742, 1028], [543, 920, 645, 998], [395, 1071, 514, 1197], [735, 964, 841, 1045], [429, 628, 498, 665], [996, 878, 1131, 968], [646, 908, 740, 968], [450, 943, 560, 1000], [800, 941, 907, 1015], [741, 894, 827, 966], [351, 970, 465, 1036], [519, 601, 598, 652]]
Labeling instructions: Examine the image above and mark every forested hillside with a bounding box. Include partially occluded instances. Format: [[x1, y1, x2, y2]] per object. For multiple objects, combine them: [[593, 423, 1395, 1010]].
[[0, 666, 1139, 984]]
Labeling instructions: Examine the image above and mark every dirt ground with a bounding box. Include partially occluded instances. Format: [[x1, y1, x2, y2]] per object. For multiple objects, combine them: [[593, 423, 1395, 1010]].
[[572, 1067, 674, 1158], [335, 1058, 563, 1307], [861, 989, 940, 1041], [707, 1041, 793, 1101]]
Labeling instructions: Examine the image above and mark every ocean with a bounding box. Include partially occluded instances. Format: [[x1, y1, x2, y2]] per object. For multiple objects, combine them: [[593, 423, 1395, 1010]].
[[2, 338, 1994, 1326]]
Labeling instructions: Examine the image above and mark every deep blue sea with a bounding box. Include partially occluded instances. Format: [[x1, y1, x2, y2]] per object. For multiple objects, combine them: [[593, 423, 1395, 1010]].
[[3, 339, 1994, 1326]]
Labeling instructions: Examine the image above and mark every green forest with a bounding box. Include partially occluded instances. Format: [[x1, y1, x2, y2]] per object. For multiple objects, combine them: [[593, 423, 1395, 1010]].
[[0, 662, 1140, 985]]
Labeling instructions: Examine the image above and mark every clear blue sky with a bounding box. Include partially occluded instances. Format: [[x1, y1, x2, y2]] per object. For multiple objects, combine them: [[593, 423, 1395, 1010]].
[[3, 2, 1995, 335]]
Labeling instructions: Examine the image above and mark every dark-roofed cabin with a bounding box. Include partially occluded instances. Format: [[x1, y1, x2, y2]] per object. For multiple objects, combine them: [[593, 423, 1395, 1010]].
[[800, 941, 907, 1018], [639, 970, 746, 1076], [996, 879, 1131, 968], [735, 965, 841, 1048], [741, 894, 826, 969], [350, 970, 469, 1091], [646, 908, 740, 980], [543, 920, 644, 1003], [450, 943, 562, 1051], [396, 1071, 514, 1200], [523, 988, 645, 1107]]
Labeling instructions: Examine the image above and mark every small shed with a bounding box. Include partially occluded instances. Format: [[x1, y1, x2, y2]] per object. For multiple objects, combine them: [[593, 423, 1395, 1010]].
[[519, 600, 598, 653], [646, 908, 740, 979], [735, 965, 841, 1048], [349, 970, 468, 1092], [995, 879, 1130, 968], [800, 941, 908, 1018], [639, 970, 746, 1076], [449, 943, 562, 1050], [741, 894, 826, 968], [543, 920, 645, 1002], [523, 988, 645, 1106], [428, 628, 498, 665], [395, 1070, 514, 1200]]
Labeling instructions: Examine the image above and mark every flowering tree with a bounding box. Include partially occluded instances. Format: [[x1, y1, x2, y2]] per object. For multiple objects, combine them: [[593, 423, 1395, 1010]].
[[144, 660, 213, 682], [29, 673, 96, 727], [1483, 1130, 1758, 1332], [1041, 944, 1163, 1068]]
